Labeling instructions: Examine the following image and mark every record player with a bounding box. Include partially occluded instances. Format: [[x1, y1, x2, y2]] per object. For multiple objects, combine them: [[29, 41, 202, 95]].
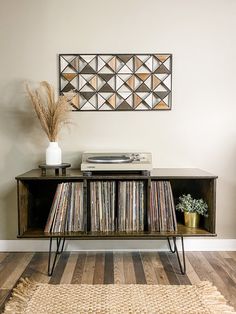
[[81, 152, 152, 175]]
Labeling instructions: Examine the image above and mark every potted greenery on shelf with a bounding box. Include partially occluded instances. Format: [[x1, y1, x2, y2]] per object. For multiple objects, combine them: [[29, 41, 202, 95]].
[[176, 194, 208, 228]]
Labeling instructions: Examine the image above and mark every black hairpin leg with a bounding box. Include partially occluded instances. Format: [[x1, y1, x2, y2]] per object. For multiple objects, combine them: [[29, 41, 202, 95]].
[[167, 236, 186, 275], [48, 237, 65, 276], [167, 237, 176, 253]]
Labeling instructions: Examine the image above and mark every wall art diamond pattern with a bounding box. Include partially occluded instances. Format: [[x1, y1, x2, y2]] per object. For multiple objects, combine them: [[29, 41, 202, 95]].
[[59, 54, 172, 111]]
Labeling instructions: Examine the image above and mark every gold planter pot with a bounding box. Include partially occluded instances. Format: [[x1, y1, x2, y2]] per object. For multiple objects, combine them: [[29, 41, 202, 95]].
[[184, 212, 200, 228]]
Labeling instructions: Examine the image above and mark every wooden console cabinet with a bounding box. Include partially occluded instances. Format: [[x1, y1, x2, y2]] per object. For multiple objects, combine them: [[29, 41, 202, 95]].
[[16, 168, 217, 275]]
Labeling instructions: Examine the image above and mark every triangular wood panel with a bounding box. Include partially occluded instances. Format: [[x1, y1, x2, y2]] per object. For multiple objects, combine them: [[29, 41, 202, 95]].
[[135, 83, 150, 92], [70, 94, 79, 109], [136, 73, 150, 81], [155, 91, 170, 99], [155, 54, 170, 63], [99, 103, 112, 110], [107, 94, 116, 108], [134, 56, 143, 71], [99, 65, 114, 74], [107, 57, 116, 71], [117, 101, 133, 110], [135, 103, 150, 110], [88, 76, 97, 90], [153, 75, 161, 89], [118, 55, 133, 63], [99, 83, 115, 93], [153, 101, 169, 110], [62, 83, 75, 92], [155, 64, 170, 74], [134, 94, 143, 108], [80, 92, 96, 101], [80, 64, 96, 74], [118, 65, 132, 73], [70, 57, 79, 71], [98, 74, 114, 82], [126, 76, 135, 89], [62, 65, 77, 74], [62, 73, 77, 81]]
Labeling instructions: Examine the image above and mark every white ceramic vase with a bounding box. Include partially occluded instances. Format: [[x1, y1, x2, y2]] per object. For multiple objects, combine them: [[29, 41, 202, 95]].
[[46, 142, 62, 165]]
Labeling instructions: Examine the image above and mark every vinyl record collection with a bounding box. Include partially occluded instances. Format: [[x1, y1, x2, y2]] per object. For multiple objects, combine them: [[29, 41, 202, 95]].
[[44, 182, 84, 233], [45, 179, 177, 234], [149, 181, 177, 232], [118, 181, 145, 232], [90, 181, 116, 232]]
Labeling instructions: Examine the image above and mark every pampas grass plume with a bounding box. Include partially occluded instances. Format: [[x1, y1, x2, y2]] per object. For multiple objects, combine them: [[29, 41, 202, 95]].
[[26, 81, 71, 141]]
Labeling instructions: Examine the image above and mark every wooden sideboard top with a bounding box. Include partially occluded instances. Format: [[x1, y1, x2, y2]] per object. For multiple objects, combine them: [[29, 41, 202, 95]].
[[16, 168, 217, 180]]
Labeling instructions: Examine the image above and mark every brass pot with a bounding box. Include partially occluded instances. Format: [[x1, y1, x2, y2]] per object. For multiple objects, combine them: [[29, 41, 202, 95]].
[[184, 212, 200, 228]]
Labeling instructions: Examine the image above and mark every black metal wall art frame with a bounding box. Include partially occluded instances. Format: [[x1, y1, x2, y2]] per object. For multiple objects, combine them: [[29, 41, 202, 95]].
[[59, 54, 172, 111]]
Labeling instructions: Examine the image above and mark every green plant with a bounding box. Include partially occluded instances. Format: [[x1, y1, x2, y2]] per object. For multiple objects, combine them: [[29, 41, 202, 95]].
[[176, 194, 208, 217]]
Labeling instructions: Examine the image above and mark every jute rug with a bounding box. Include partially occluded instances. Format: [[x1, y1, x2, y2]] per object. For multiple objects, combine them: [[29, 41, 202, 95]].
[[3, 278, 235, 314]]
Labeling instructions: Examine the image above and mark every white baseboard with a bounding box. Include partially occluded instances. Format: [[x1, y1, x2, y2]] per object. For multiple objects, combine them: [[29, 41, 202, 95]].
[[0, 238, 236, 252]]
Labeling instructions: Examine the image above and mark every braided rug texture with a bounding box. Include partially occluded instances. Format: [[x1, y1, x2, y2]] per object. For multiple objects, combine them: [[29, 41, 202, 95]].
[[3, 278, 236, 314]]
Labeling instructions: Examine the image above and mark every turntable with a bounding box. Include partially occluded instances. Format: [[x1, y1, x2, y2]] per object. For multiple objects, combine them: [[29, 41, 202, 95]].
[[81, 152, 152, 175]]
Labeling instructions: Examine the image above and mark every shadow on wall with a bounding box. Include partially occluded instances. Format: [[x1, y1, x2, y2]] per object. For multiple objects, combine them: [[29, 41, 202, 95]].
[[0, 80, 46, 239], [0, 80, 46, 148], [0, 182, 17, 239]]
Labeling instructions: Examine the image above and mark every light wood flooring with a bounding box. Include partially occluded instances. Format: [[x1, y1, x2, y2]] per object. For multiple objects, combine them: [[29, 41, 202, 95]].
[[0, 251, 236, 312]]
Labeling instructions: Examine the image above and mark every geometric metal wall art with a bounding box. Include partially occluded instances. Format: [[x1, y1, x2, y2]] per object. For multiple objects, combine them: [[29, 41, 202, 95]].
[[59, 54, 172, 111]]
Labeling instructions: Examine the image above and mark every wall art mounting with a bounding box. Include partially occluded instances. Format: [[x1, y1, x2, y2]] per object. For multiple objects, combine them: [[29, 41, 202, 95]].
[[59, 54, 172, 111]]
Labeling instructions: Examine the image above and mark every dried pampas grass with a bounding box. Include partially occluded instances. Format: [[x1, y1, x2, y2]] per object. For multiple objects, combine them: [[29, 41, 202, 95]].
[[26, 81, 72, 142]]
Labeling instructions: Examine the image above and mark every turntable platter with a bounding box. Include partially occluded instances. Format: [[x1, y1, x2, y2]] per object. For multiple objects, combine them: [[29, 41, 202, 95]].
[[87, 155, 133, 164]]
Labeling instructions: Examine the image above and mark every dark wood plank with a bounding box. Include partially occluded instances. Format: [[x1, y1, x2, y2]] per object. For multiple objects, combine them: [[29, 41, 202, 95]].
[[167, 252, 191, 285], [60, 253, 78, 284], [158, 252, 180, 285], [81, 253, 96, 284], [0, 253, 8, 264], [104, 252, 114, 284], [123, 253, 136, 284], [187, 252, 236, 309], [2, 253, 33, 289], [49, 252, 70, 284], [187, 252, 220, 284], [140, 252, 158, 284], [113, 253, 125, 284], [215, 252, 236, 284], [93, 253, 105, 284], [228, 251, 236, 261], [0, 253, 30, 287], [184, 255, 201, 285], [132, 252, 146, 284], [0, 289, 10, 314], [71, 253, 87, 284], [150, 253, 170, 284], [20, 252, 48, 280], [202, 252, 236, 308], [221, 254, 236, 283]]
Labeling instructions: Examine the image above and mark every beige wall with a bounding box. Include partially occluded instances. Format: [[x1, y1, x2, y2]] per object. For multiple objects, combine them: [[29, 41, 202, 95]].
[[0, 0, 236, 240]]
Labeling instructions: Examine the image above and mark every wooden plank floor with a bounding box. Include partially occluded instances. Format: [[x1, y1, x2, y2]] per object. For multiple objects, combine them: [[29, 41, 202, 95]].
[[0, 251, 236, 312]]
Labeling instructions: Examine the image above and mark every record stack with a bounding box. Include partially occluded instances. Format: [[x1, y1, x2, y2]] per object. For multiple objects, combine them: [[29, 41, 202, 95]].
[[118, 181, 145, 232], [44, 182, 84, 233], [150, 181, 177, 232], [90, 181, 116, 232]]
